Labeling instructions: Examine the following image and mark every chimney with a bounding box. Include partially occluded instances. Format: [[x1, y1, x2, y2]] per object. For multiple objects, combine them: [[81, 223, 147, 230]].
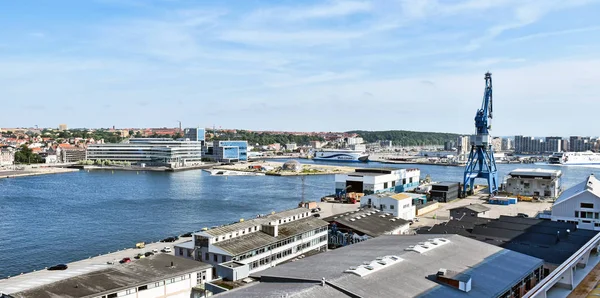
[[321, 277, 326, 286], [436, 269, 472, 292]]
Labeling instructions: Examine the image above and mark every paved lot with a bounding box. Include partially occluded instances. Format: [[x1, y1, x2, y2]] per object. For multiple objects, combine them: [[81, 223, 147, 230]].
[[0, 238, 191, 294], [317, 202, 360, 218], [411, 194, 553, 230]]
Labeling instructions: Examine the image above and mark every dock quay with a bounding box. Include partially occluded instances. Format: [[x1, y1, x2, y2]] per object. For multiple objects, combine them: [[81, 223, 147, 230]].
[[0, 238, 191, 294], [214, 161, 357, 176], [0, 167, 79, 179], [77, 163, 217, 172]]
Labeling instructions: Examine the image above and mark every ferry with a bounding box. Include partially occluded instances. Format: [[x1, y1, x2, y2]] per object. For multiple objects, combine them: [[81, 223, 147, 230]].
[[548, 151, 600, 165], [312, 149, 369, 162], [204, 169, 265, 176]]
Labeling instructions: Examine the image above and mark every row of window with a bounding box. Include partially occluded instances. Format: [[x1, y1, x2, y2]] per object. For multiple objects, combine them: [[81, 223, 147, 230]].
[[235, 226, 327, 261], [202, 252, 228, 263], [247, 235, 328, 270], [574, 211, 600, 219], [97, 274, 192, 298]]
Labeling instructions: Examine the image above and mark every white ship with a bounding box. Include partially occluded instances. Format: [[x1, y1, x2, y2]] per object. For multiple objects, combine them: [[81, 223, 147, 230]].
[[204, 169, 265, 176], [312, 149, 369, 162], [548, 151, 600, 165]]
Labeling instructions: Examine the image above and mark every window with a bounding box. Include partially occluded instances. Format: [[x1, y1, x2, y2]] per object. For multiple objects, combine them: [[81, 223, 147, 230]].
[[222, 255, 226, 262], [179, 248, 183, 255], [582, 203, 594, 209], [138, 285, 148, 291], [384, 182, 389, 189], [390, 205, 394, 209], [205, 253, 209, 261], [107, 294, 118, 298], [575, 211, 579, 218], [392, 181, 396, 187], [596, 213, 599, 219], [213, 254, 217, 262]]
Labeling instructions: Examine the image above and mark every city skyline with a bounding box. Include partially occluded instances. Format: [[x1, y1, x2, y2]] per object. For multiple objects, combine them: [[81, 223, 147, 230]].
[[1, 1, 599, 135]]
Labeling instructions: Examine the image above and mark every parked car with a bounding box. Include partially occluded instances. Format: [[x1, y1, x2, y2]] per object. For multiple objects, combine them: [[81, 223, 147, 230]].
[[47, 264, 68, 271], [106, 259, 118, 265], [162, 247, 172, 253], [517, 213, 529, 218], [152, 249, 159, 253], [313, 213, 321, 218], [181, 232, 193, 238], [161, 236, 179, 243], [134, 253, 145, 259], [144, 251, 155, 257], [119, 257, 131, 264]]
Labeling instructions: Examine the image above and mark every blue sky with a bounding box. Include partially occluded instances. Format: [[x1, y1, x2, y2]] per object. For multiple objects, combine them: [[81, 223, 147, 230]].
[[1, 0, 599, 136]]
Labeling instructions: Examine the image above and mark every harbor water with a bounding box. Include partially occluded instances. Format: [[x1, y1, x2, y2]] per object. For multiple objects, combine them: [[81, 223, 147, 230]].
[[0, 161, 598, 278]]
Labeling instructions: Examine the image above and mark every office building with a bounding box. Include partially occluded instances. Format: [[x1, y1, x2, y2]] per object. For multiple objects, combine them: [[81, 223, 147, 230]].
[[183, 127, 205, 143], [86, 138, 203, 168], [11, 254, 212, 298], [60, 147, 86, 163], [346, 137, 363, 145], [456, 135, 470, 156], [505, 168, 562, 198], [570, 136, 592, 152], [215, 234, 544, 298], [444, 141, 454, 151], [501, 138, 513, 151], [551, 174, 600, 230], [379, 140, 392, 148], [0, 148, 14, 166], [284, 143, 297, 151], [491, 137, 502, 151], [310, 141, 322, 149], [192, 208, 328, 279], [202, 140, 248, 163], [545, 137, 562, 153], [334, 168, 420, 195], [360, 192, 416, 221], [58, 124, 67, 131], [561, 139, 570, 152]]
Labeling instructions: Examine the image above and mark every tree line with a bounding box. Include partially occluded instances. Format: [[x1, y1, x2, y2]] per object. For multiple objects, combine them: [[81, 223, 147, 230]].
[[349, 130, 460, 146], [213, 130, 325, 146]]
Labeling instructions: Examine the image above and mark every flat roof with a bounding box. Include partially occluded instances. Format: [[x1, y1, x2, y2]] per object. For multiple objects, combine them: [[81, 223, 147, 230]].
[[322, 207, 410, 237], [418, 215, 598, 265], [450, 204, 491, 213], [217, 234, 543, 298], [509, 168, 562, 178], [213, 217, 328, 256], [11, 254, 211, 298], [174, 240, 195, 249], [202, 208, 309, 237]]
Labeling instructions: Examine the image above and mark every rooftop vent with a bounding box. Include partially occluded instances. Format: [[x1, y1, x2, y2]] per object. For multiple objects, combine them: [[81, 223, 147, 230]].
[[345, 255, 403, 277], [436, 268, 472, 292], [350, 218, 356, 222], [405, 238, 450, 253]]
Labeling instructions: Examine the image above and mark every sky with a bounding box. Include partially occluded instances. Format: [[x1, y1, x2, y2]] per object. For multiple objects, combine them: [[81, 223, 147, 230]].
[[1, 0, 599, 136]]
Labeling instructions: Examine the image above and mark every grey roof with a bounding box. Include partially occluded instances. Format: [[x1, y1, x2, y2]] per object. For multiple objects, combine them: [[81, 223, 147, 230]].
[[215, 281, 341, 298], [450, 204, 491, 213], [175, 240, 195, 249], [555, 174, 600, 205], [203, 208, 309, 237], [217, 234, 543, 298], [323, 207, 409, 237], [213, 217, 328, 256], [12, 254, 211, 298]]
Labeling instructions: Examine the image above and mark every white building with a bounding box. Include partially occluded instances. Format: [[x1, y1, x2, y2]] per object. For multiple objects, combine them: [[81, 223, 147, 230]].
[[285, 143, 297, 151], [501, 138, 513, 151], [86, 138, 203, 168], [12, 254, 213, 298], [360, 193, 416, 221], [346, 137, 363, 145], [192, 208, 328, 278], [551, 174, 600, 230], [456, 135, 471, 156], [335, 168, 420, 195], [0, 148, 14, 166], [505, 168, 562, 198]]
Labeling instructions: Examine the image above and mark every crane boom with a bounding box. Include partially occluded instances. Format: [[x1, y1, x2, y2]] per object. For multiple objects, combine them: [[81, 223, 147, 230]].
[[463, 72, 499, 196]]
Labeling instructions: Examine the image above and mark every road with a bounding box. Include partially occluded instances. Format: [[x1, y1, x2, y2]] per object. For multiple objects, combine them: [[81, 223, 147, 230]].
[[0, 238, 190, 294]]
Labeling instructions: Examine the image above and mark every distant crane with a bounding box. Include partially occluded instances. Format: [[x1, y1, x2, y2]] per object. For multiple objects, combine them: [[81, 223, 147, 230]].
[[463, 72, 499, 196]]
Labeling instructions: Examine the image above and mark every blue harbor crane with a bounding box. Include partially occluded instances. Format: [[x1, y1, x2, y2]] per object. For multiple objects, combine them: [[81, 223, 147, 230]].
[[463, 72, 499, 196]]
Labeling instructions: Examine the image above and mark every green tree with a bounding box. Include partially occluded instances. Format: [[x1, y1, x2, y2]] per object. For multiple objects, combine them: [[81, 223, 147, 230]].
[[14, 145, 43, 164]]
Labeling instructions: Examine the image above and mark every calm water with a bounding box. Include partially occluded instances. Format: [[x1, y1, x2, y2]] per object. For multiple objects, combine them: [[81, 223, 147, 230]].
[[1, 161, 598, 278]]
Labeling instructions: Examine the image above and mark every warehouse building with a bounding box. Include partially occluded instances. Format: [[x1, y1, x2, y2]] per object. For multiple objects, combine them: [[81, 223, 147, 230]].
[[10, 254, 212, 298], [323, 207, 410, 247], [504, 168, 562, 199], [430, 182, 461, 202], [334, 168, 420, 195], [551, 174, 600, 230], [449, 204, 491, 219], [214, 234, 545, 298]]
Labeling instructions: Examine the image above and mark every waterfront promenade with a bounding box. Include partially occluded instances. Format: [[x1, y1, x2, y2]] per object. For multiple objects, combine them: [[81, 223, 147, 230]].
[[0, 167, 78, 179], [0, 238, 188, 294]]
